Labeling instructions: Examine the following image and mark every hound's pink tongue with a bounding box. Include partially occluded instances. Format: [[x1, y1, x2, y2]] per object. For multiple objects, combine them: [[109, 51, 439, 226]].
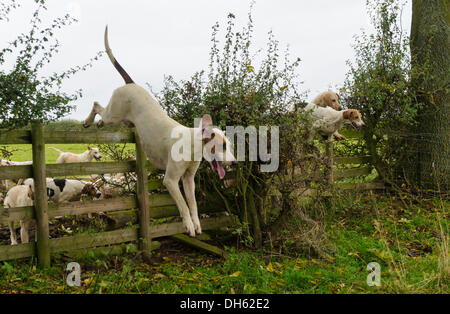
[[213, 160, 226, 179]]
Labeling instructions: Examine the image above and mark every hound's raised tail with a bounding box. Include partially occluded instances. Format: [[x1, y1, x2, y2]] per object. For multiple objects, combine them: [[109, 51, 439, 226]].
[[104, 25, 134, 84]]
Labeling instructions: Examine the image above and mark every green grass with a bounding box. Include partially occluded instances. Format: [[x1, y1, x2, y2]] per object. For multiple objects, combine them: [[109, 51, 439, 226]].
[[5, 144, 95, 163], [0, 123, 447, 294], [3, 143, 135, 164], [0, 194, 447, 294]]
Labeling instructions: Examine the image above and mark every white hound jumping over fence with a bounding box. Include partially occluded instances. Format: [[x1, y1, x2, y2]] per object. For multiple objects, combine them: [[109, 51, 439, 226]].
[[83, 26, 237, 237]]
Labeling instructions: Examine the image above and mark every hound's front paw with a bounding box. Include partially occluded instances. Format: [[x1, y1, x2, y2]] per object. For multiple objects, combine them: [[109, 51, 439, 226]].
[[193, 218, 202, 235], [82, 121, 91, 128], [97, 120, 105, 128], [184, 219, 196, 237], [334, 133, 347, 141]]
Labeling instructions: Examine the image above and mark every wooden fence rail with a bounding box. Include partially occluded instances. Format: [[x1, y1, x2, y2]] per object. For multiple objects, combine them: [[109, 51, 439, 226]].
[[324, 134, 384, 191]]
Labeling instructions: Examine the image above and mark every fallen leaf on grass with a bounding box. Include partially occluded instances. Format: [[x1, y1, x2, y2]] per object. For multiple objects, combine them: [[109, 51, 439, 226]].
[[83, 277, 94, 286], [153, 273, 166, 280], [229, 271, 241, 277]]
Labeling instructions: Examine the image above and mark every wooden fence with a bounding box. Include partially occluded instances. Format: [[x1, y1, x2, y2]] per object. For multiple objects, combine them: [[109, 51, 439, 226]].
[[0, 124, 235, 266], [0, 127, 382, 266], [327, 133, 384, 191]]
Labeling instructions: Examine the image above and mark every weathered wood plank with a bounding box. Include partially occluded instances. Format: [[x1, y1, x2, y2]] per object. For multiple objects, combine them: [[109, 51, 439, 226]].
[[334, 167, 372, 179], [150, 215, 235, 238], [99, 205, 231, 230], [334, 156, 371, 165], [47, 161, 136, 177], [0, 165, 32, 180], [0, 130, 31, 144], [0, 130, 135, 144], [0, 193, 177, 223], [0, 161, 158, 180], [49, 197, 137, 218], [0, 242, 35, 261], [44, 130, 135, 144], [171, 233, 228, 258], [63, 241, 161, 259], [0, 206, 34, 222], [0, 197, 137, 223], [49, 227, 138, 253], [149, 193, 175, 208]]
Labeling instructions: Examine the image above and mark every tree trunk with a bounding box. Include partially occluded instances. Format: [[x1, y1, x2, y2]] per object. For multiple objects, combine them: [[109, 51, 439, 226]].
[[410, 0, 450, 191], [246, 182, 262, 248]]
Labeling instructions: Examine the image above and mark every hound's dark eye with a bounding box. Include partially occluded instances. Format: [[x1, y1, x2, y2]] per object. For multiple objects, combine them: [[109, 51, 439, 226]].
[[210, 133, 215, 139]]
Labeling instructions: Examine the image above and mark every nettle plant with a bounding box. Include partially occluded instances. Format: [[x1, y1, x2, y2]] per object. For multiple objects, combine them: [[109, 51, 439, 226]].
[[153, 11, 326, 248], [0, 0, 102, 130], [341, 0, 432, 187]]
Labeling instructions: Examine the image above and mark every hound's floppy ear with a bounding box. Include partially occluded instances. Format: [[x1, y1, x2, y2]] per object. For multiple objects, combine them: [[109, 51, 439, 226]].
[[343, 110, 355, 120], [343, 110, 350, 120], [322, 92, 332, 107], [87, 145, 92, 150], [28, 186, 34, 201], [81, 184, 89, 194], [200, 114, 213, 140]]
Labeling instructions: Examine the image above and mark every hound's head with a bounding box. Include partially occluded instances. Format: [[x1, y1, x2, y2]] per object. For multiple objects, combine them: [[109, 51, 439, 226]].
[[316, 91, 342, 111], [88, 146, 102, 161], [82, 182, 102, 199], [200, 114, 237, 179], [343, 109, 365, 131]]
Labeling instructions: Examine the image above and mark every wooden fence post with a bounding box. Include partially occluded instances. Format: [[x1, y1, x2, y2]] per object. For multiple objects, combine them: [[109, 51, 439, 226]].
[[134, 130, 151, 261], [325, 140, 334, 186], [31, 122, 50, 268]]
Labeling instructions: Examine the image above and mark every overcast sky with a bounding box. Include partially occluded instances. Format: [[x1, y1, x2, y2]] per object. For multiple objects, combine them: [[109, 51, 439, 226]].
[[1, 0, 412, 121]]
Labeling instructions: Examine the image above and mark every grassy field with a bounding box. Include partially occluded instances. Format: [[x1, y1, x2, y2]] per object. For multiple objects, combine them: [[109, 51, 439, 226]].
[[4, 144, 97, 163], [0, 192, 448, 294]]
